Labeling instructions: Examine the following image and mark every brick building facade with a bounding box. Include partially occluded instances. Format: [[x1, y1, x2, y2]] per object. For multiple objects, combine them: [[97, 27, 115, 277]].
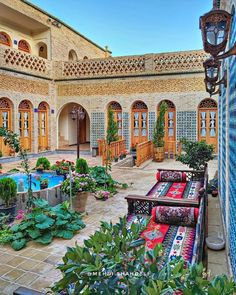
[[0, 0, 216, 156]]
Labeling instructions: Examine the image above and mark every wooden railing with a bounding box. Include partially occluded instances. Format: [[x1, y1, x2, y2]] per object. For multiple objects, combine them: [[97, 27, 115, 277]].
[[101, 139, 126, 165], [136, 140, 153, 167], [97, 138, 105, 156]]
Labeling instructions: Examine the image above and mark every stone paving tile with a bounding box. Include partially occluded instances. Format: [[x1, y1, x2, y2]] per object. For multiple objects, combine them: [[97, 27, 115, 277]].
[[2, 269, 25, 282], [1, 282, 21, 295], [31, 251, 50, 261], [7, 256, 26, 267], [15, 272, 40, 286], [29, 276, 55, 292], [31, 262, 54, 275], [0, 265, 14, 276], [17, 258, 41, 271]]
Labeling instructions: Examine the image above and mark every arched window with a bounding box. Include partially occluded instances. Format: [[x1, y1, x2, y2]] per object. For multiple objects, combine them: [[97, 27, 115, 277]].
[[158, 100, 176, 157], [108, 101, 122, 139], [18, 40, 31, 53], [38, 42, 48, 59], [83, 56, 88, 60], [131, 101, 148, 147], [38, 102, 49, 151], [68, 50, 78, 61], [0, 98, 13, 156], [198, 98, 218, 152], [0, 32, 11, 47], [18, 100, 32, 151]]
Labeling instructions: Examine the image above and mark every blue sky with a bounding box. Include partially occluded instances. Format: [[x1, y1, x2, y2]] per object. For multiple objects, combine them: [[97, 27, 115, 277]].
[[29, 0, 213, 56]]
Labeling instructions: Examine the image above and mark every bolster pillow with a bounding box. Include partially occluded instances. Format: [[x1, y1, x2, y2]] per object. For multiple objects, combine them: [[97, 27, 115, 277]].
[[151, 206, 199, 227], [156, 170, 187, 182]]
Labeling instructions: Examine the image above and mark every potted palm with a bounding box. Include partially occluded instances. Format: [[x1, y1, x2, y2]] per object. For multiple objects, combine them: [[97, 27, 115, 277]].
[[153, 102, 167, 162], [0, 177, 17, 220]]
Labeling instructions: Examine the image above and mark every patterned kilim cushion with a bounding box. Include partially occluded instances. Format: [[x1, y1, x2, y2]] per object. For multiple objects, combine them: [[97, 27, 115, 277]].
[[156, 170, 186, 182], [152, 206, 199, 227]]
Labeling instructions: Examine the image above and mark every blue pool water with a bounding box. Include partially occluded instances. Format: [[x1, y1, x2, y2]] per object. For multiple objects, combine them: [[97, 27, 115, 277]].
[[0, 172, 64, 192]]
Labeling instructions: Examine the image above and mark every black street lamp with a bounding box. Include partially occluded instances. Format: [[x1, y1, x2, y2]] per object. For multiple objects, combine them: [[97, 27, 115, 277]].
[[70, 105, 85, 159]]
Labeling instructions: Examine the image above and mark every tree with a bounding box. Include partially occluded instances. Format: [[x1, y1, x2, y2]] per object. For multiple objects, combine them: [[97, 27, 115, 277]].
[[106, 106, 118, 145], [176, 138, 214, 170], [153, 102, 167, 147]]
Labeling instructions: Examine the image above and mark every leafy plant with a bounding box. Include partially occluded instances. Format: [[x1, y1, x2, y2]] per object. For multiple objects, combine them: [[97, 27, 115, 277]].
[[93, 189, 111, 200], [76, 158, 89, 174], [153, 102, 167, 148], [35, 157, 50, 170], [0, 213, 10, 229], [106, 106, 118, 145], [0, 177, 17, 207], [176, 138, 214, 170], [61, 172, 96, 196], [54, 159, 75, 175], [52, 218, 236, 294], [3, 199, 85, 250]]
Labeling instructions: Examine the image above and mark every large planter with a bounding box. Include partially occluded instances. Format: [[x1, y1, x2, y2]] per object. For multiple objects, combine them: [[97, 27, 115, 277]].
[[0, 204, 16, 222], [72, 192, 89, 213], [153, 147, 165, 162]]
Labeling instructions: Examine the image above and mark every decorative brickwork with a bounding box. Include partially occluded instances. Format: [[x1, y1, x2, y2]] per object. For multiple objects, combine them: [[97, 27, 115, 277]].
[[148, 111, 156, 141], [63, 56, 145, 77], [58, 77, 205, 97], [177, 111, 197, 141], [91, 112, 105, 147], [122, 112, 130, 149], [0, 74, 49, 95]]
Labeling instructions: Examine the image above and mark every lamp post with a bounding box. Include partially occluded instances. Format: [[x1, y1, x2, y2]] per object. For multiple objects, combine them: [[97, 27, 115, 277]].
[[70, 106, 85, 159]]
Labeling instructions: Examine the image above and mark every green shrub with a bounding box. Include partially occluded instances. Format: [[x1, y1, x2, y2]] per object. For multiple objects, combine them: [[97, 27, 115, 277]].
[[52, 218, 236, 294], [0, 178, 17, 207], [35, 157, 50, 170], [176, 138, 214, 170], [153, 101, 167, 147], [4, 199, 85, 251], [75, 158, 89, 174], [106, 106, 118, 145]]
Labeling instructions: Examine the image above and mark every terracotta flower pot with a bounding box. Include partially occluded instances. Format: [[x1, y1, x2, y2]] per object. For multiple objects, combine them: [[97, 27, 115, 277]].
[[72, 192, 89, 213]]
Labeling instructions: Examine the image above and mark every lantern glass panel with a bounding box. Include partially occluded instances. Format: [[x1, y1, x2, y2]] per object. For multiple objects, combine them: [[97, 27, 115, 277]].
[[206, 20, 226, 45], [207, 67, 218, 79]]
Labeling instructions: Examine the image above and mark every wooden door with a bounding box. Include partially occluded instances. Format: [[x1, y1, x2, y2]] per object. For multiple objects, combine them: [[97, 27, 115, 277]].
[[0, 98, 12, 156], [38, 102, 49, 150], [132, 101, 148, 147], [110, 102, 122, 140], [158, 100, 176, 157], [198, 107, 218, 152], [18, 100, 32, 151]]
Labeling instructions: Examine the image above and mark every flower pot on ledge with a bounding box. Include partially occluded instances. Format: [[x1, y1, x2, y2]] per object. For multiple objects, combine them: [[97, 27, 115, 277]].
[[153, 147, 164, 162], [72, 192, 89, 213]]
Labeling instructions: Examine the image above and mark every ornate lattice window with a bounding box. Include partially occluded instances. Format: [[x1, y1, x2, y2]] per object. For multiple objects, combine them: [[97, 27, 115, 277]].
[[38, 102, 48, 111], [110, 101, 122, 110], [19, 100, 31, 110], [132, 101, 148, 110], [0, 32, 11, 47], [0, 98, 11, 109], [199, 98, 217, 109], [18, 40, 31, 53], [158, 99, 175, 109]]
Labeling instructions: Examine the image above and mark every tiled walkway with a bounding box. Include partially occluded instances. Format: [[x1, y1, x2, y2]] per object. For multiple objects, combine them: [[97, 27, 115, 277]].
[[0, 154, 227, 293]]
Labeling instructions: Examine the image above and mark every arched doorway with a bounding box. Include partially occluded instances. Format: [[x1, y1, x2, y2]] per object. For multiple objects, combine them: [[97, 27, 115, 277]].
[[58, 103, 90, 151], [68, 50, 78, 61], [37, 42, 48, 59], [38, 102, 49, 151], [158, 100, 176, 157], [131, 101, 148, 147], [0, 97, 13, 156], [18, 100, 32, 151], [198, 98, 218, 152], [108, 101, 122, 140]]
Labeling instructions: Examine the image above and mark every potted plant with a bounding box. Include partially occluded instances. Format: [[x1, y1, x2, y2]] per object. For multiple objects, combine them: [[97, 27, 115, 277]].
[[55, 159, 75, 179], [75, 158, 89, 174], [153, 102, 167, 162], [94, 190, 111, 201], [0, 177, 17, 220], [176, 138, 214, 170], [61, 172, 96, 213], [114, 156, 119, 162], [35, 157, 51, 171], [39, 178, 49, 190]]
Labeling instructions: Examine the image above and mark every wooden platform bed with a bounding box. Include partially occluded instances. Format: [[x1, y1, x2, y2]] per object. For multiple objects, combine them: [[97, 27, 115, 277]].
[[125, 167, 208, 266]]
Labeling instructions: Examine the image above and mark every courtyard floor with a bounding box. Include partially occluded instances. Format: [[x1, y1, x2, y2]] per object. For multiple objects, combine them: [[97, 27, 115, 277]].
[[0, 153, 228, 294]]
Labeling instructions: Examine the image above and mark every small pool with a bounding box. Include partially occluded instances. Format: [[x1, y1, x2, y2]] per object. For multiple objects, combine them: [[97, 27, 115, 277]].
[[0, 172, 64, 192]]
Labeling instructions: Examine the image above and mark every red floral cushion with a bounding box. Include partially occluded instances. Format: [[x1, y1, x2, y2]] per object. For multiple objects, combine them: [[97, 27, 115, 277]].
[[156, 171, 187, 182], [151, 206, 199, 227]]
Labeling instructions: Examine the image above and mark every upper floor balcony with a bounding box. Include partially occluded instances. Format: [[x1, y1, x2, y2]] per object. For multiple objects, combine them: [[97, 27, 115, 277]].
[[0, 44, 52, 79]]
